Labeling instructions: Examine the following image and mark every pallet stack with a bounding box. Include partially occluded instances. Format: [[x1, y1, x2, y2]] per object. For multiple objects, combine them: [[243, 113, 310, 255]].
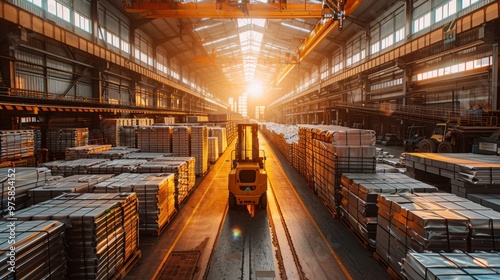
[[119, 126, 137, 148], [47, 128, 89, 154], [28, 174, 115, 205], [103, 119, 135, 146], [137, 126, 172, 153], [376, 192, 500, 278], [92, 173, 176, 234], [42, 158, 109, 176], [0, 220, 67, 279], [172, 126, 190, 156], [1, 167, 52, 217], [64, 144, 112, 160], [339, 173, 438, 248], [87, 159, 148, 174], [14, 192, 140, 279], [208, 137, 219, 163], [208, 127, 227, 155], [190, 126, 208, 176], [0, 130, 35, 162], [402, 252, 500, 279]]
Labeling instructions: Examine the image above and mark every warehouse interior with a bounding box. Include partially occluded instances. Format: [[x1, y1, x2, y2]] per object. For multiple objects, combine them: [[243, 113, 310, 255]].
[[1, 0, 500, 279]]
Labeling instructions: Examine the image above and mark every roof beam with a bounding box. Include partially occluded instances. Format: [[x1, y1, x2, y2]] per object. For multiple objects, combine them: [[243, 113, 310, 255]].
[[125, 3, 324, 19]]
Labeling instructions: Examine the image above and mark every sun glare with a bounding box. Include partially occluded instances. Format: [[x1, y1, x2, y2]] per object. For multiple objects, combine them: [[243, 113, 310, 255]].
[[247, 82, 263, 97]]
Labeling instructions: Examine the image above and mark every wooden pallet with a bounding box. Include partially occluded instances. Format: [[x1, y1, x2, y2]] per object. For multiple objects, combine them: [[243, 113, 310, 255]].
[[372, 251, 403, 280], [339, 209, 374, 251], [141, 209, 177, 237], [112, 249, 142, 280]]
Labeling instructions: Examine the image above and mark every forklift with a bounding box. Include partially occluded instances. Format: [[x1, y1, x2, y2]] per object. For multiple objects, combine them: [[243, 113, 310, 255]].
[[228, 123, 267, 216]]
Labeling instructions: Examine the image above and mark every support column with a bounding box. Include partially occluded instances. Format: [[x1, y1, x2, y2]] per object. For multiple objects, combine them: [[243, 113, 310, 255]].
[[492, 43, 498, 111]]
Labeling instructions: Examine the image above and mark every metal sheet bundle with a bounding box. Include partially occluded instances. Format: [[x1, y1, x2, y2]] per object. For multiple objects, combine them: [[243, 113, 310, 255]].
[[118, 126, 137, 148], [340, 173, 438, 248], [1, 167, 52, 217], [92, 173, 176, 234], [459, 162, 500, 185], [122, 152, 173, 161], [208, 127, 227, 155], [0, 130, 35, 162], [89, 147, 140, 160], [103, 119, 136, 146], [171, 126, 191, 156], [87, 159, 148, 174], [208, 137, 219, 163], [402, 252, 500, 280], [28, 174, 115, 205], [13, 192, 139, 279], [47, 128, 89, 154], [376, 192, 500, 278], [152, 157, 196, 194], [64, 144, 112, 160], [190, 126, 208, 176], [0, 220, 67, 280], [137, 126, 173, 153], [42, 158, 109, 176]]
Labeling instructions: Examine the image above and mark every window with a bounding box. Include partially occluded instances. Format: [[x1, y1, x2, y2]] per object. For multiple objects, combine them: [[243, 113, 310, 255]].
[[413, 12, 431, 33], [435, 0, 457, 23], [371, 42, 380, 54], [462, 0, 480, 8], [416, 56, 492, 81], [395, 27, 405, 43], [25, 0, 42, 7], [74, 12, 91, 33], [48, 0, 71, 22], [121, 41, 130, 53], [381, 35, 393, 50]]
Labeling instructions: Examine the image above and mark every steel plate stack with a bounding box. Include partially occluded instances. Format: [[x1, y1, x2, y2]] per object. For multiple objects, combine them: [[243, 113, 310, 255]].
[[65, 144, 112, 160], [0, 130, 35, 162], [89, 147, 140, 160], [154, 157, 196, 193], [47, 128, 89, 154], [118, 126, 137, 148], [190, 126, 208, 176], [0, 220, 67, 279], [208, 137, 219, 163], [459, 163, 500, 185], [340, 173, 438, 248], [103, 119, 135, 146], [28, 174, 115, 205], [42, 158, 109, 176], [92, 173, 176, 233], [87, 159, 148, 174], [137, 160, 190, 207], [172, 126, 191, 156], [376, 192, 500, 278], [123, 152, 173, 160], [1, 167, 52, 217], [209, 127, 227, 155], [402, 252, 500, 280], [13, 192, 139, 279]]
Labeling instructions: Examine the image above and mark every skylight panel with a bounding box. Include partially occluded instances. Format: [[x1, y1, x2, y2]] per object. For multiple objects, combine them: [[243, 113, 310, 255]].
[[281, 22, 310, 33]]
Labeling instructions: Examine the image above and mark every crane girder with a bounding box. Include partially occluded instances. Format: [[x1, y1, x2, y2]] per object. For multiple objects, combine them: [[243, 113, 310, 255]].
[[125, 2, 325, 19]]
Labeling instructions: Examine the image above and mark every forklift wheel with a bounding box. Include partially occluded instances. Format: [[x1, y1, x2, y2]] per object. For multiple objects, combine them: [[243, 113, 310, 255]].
[[228, 192, 236, 209], [259, 193, 268, 210]]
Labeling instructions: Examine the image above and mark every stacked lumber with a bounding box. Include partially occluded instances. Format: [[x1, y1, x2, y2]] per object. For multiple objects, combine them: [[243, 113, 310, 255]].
[[340, 173, 438, 248], [208, 127, 227, 155], [87, 159, 147, 174], [208, 137, 219, 163], [47, 128, 89, 154], [28, 174, 115, 205], [14, 192, 140, 279], [0, 130, 35, 161], [402, 252, 500, 280], [89, 147, 140, 160], [376, 192, 500, 278], [172, 126, 190, 156], [1, 167, 52, 217], [0, 220, 67, 279], [92, 173, 176, 233], [137, 126, 172, 153], [118, 126, 137, 148], [42, 158, 109, 176], [190, 126, 208, 176], [64, 144, 112, 160]]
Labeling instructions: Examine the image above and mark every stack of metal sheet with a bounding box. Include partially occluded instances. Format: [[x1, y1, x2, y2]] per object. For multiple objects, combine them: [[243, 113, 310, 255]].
[[137, 126, 173, 153], [89, 147, 140, 160], [86, 159, 147, 174], [190, 126, 208, 176], [0, 130, 35, 162], [402, 252, 500, 280], [376, 192, 500, 278], [92, 173, 176, 234], [64, 144, 112, 160], [103, 119, 135, 146], [459, 162, 500, 185], [13, 192, 139, 279], [137, 160, 190, 207], [42, 158, 109, 176], [1, 167, 52, 217], [123, 152, 173, 160], [28, 174, 115, 205], [208, 137, 219, 163], [468, 193, 500, 212], [47, 128, 89, 154], [154, 157, 196, 193], [118, 126, 137, 148], [0, 220, 67, 279], [209, 127, 227, 155], [172, 126, 191, 156], [340, 173, 438, 248]]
